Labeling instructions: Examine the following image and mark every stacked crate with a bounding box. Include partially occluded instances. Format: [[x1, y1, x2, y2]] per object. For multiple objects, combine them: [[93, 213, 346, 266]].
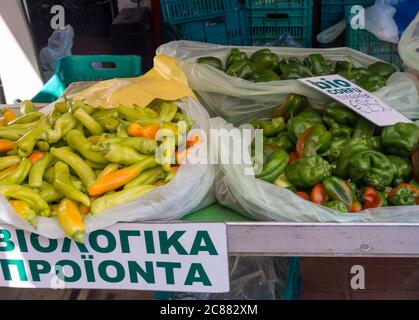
[[344, 5, 402, 68], [246, 0, 314, 47], [160, 0, 249, 45]]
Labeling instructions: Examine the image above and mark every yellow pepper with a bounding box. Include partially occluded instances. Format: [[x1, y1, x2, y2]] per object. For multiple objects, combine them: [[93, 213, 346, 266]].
[[56, 198, 86, 243]]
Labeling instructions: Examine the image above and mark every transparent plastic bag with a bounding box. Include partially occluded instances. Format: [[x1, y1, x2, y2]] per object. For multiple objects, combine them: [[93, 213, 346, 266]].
[[399, 12, 419, 73], [0, 95, 216, 239], [157, 41, 419, 124], [39, 25, 74, 81], [212, 116, 419, 223], [365, 3, 399, 43], [317, 19, 347, 44], [172, 256, 289, 300], [266, 32, 302, 47]]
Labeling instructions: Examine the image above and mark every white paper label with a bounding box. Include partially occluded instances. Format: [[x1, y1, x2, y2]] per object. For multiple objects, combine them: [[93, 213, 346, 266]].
[[0, 223, 230, 293], [298, 75, 412, 126]]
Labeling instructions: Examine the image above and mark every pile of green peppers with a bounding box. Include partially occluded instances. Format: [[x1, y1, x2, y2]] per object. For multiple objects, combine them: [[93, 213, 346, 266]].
[[196, 48, 397, 92], [0, 99, 194, 242], [252, 93, 419, 214]]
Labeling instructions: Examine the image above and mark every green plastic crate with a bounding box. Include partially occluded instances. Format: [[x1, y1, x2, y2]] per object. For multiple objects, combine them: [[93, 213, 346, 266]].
[[32, 55, 142, 103], [247, 0, 313, 47], [246, 0, 310, 9], [160, 0, 239, 24], [173, 9, 249, 45], [345, 7, 402, 68]]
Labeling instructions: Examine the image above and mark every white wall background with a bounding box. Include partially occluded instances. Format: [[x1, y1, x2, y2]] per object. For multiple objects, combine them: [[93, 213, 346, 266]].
[[0, 0, 43, 103]]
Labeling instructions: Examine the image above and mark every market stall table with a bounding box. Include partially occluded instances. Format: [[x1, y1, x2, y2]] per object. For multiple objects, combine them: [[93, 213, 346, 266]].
[[183, 204, 419, 257]]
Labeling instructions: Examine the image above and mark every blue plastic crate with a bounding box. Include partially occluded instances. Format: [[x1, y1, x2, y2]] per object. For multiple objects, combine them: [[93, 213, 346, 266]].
[[160, 0, 241, 24], [247, 0, 313, 47], [320, 0, 374, 31], [174, 9, 249, 45]]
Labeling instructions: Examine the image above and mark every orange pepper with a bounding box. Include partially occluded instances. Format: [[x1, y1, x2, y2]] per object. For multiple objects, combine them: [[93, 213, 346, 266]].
[[186, 135, 202, 148], [310, 183, 328, 205], [78, 203, 90, 216], [0, 139, 15, 152], [28, 151, 44, 164], [87, 158, 157, 196], [296, 191, 310, 201], [0, 117, 8, 127], [128, 123, 160, 140], [2, 108, 17, 121]]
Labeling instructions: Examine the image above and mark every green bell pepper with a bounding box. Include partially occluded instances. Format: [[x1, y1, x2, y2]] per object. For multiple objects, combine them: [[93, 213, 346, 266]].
[[287, 108, 323, 142], [256, 149, 290, 183], [250, 49, 280, 70], [272, 93, 308, 119], [304, 54, 333, 76], [410, 178, 419, 189], [387, 155, 412, 186], [252, 69, 281, 82], [278, 57, 300, 71], [334, 61, 352, 74], [250, 117, 286, 138], [323, 200, 349, 213], [368, 136, 384, 152], [323, 176, 354, 211], [387, 185, 416, 206], [324, 101, 358, 127], [349, 68, 372, 82], [321, 122, 353, 162], [353, 117, 375, 139], [265, 131, 293, 151], [280, 61, 313, 80], [357, 73, 387, 92], [381, 122, 419, 157], [196, 56, 223, 70], [347, 150, 394, 191], [334, 138, 370, 179], [285, 155, 332, 188], [298, 124, 331, 157], [367, 61, 397, 78], [226, 60, 256, 80], [226, 48, 247, 69]]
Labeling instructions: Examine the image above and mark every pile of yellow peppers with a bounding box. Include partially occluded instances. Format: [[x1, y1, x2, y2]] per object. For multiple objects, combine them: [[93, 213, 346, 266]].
[[0, 99, 195, 243]]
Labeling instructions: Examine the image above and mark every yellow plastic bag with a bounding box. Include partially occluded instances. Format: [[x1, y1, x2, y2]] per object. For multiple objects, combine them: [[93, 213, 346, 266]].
[[72, 54, 196, 108]]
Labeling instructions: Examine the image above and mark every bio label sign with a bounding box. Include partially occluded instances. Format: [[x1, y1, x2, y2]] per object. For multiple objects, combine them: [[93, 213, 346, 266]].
[[0, 223, 229, 293], [299, 75, 411, 126]]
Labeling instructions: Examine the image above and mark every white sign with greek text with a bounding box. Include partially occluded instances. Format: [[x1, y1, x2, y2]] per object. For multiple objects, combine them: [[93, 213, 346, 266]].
[[0, 223, 229, 293], [298, 75, 412, 126]]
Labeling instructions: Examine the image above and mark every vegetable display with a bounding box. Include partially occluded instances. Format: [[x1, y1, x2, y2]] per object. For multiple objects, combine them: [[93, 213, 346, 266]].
[[251, 94, 419, 213], [0, 100, 195, 242], [196, 48, 397, 92]]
